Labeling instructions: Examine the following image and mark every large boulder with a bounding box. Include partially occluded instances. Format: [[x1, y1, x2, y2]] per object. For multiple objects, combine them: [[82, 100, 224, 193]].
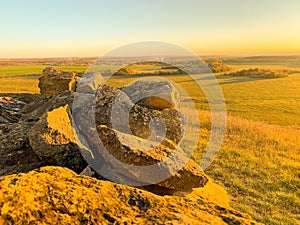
[[0, 166, 260, 225], [74, 85, 198, 193], [96, 125, 208, 193], [121, 80, 180, 110], [28, 105, 87, 173], [94, 85, 182, 145], [38, 67, 76, 96]]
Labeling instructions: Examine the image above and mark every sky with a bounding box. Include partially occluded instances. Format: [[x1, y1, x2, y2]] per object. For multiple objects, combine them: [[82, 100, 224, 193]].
[[0, 0, 300, 57]]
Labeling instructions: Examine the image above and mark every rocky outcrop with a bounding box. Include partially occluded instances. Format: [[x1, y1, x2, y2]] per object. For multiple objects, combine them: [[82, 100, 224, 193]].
[[0, 167, 260, 225], [0, 84, 198, 195], [0, 84, 198, 193], [38, 67, 76, 96], [86, 85, 201, 193], [0, 72, 260, 224]]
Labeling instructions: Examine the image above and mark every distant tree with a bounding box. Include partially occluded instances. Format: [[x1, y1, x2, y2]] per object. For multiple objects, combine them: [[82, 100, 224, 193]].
[[204, 59, 232, 73]]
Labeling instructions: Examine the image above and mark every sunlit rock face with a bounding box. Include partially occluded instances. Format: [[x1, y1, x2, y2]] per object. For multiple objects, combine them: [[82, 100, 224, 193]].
[[0, 166, 260, 225], [38, 67, 76, 96], [29, 105, 87, 174]]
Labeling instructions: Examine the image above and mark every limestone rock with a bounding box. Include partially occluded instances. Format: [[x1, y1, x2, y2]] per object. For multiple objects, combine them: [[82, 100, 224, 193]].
[[129, 104, 183, 145], [94, 85, 182, 145], [96, 125, 208, 193], [122, 80, 180, 110], [94, 85, 133, 130], [28, 105, 87, 173], [20, 91, 73, 122], [0, 166, 260, 225], [76, 72, 104, 94], [38, 67, 76, 96]]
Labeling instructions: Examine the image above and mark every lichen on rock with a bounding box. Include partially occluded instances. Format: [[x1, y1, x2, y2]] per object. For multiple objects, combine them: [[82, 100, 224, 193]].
[[0, 166, 260, 225]]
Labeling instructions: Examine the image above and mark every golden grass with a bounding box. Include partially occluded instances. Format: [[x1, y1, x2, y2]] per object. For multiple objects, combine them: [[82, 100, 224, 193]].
[[194, 110, 300, 225], [229, 64, 300, 72], [0, 77, 40, 94]]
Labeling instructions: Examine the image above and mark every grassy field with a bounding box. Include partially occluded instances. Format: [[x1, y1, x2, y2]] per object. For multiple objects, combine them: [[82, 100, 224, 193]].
[[224, 55, 300, 68], [0, 65, 121, 77], [0, 76, 40, 93], [0, 64, 299, 127], [193, 110, 300, 225]]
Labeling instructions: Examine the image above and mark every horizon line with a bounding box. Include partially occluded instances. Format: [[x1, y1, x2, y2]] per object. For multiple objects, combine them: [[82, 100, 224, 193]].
[[1, 52, 300, 60]]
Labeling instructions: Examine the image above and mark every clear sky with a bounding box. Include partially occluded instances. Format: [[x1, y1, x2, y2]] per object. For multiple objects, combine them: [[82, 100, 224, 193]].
[[0, 0, 300, 57]]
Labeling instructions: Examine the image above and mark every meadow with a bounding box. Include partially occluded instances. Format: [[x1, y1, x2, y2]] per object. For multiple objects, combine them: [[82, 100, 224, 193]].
[[1, 61, 299, 127], [0, 57, 299, 224], [196, 110, 300, 225]]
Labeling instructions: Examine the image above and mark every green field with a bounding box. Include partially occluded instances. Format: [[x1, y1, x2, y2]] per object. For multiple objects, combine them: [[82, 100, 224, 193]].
[[0, 65, 123, 77], [0, 65, 89, 77]]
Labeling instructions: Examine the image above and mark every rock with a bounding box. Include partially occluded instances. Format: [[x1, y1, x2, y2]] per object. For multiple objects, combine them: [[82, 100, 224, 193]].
[[0, 93, 41, 104], [28, 105, 87, 173], [79, 165, 96, 177], [129, 104, 183, 145], [76, 85, 192, 192], [0, 97, 26, 123], [94, 85, 133, 131], [0, 116, 9, 123], [38, 67, 76, 96], [0, 122, 43, 176], [0, 166, 260, 225], [96, 125, 208, 193], [20, 91, 73, 122], [121, 80, 180, 110], [94, 85, 182, 145], [76, 72, 104, 94]]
